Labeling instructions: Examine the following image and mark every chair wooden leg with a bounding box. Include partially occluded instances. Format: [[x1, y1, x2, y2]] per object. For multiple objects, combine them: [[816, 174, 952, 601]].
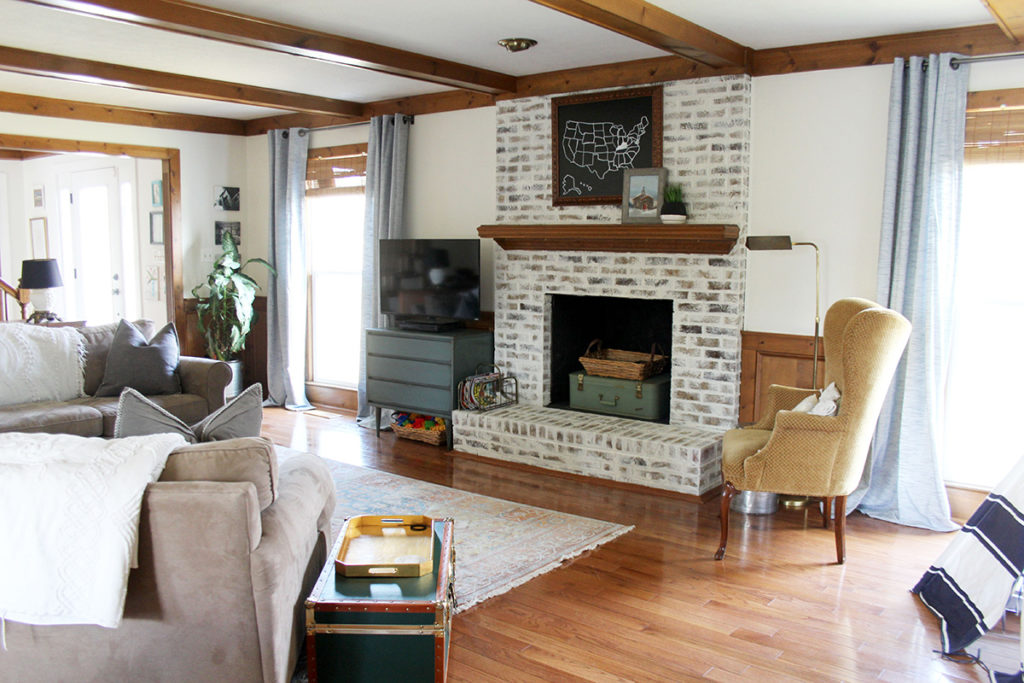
[[715, 482, 737, 560], [822, 497, 832, 529], [834, 496, 847, 564]]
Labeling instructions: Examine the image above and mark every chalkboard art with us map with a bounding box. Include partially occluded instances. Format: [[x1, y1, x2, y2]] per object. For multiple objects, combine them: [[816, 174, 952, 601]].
[[551, 86, 662, 206]]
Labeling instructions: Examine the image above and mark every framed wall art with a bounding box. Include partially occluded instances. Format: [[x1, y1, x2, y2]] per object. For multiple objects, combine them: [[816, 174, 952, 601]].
[[149, 211, 164, 245], [621, 168, 667, 224], [214, 186, 240, 211], [29, 217, 48, 257], [151, 180, 163, 207], [551, 85, 662, 206], [215, 220, 241, 245]]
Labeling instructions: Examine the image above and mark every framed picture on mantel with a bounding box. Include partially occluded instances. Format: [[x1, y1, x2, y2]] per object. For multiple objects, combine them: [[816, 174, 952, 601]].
[[621, 168, 667, 224], [551, 85, 662, 207]]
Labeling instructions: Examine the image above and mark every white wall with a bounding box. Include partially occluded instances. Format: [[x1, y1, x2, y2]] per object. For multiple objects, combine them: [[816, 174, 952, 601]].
[[748, 65, 892, 334], [404, 107, 497, 310]]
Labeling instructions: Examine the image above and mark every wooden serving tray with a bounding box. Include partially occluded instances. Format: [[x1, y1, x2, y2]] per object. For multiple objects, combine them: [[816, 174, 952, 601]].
[[335, 515, 435, 578]]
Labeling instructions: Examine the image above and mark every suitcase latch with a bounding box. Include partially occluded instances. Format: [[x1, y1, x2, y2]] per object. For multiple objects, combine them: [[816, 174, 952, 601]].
[[577, 373, 584, 391], [635, 382, 643, 399]]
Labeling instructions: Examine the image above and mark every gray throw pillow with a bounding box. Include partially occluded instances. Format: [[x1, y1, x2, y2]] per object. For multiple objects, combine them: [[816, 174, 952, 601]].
[[95, 320, 181, 397], [114, 383, 264, 443], [79, 319, 156, 396]]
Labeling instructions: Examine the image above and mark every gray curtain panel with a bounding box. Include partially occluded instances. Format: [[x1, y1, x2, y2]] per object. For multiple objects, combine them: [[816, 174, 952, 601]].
[[850, 54, 967, 531], [357, 114, 411, 420], [266, 127, 312, 411]]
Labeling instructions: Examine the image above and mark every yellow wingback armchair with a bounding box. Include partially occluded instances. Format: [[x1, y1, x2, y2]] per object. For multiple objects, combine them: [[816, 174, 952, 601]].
[[715, 298, 911, 564]]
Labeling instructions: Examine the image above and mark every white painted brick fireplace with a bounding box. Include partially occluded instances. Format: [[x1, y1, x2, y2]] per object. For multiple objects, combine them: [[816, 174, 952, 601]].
[[453, 75, 751, 499]]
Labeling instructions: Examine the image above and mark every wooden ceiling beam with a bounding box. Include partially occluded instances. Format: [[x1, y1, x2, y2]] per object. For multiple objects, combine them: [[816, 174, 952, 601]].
[[751, 24, 1018, 76], [981, 0, 1024, 43], [0, 45, 363, 117], [17, 0, 517, 94], [510, 55, 741, 100], [526, 0, 748, 67], [0, 90, 246, 134]]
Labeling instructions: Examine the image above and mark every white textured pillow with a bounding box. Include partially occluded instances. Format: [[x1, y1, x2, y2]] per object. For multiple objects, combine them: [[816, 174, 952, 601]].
[[0, 323, 84, 406], [809, 382, 841, 416], [791, 394, 817, 413]]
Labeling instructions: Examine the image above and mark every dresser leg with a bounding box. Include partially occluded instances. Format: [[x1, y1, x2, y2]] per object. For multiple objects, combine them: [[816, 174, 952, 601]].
[[375, 406, 381, 438]]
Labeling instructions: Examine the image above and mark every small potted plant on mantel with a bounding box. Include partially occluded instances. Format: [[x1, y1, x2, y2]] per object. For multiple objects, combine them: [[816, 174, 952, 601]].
[[191, 231, 275, 395], [661, 184, 688, 223]]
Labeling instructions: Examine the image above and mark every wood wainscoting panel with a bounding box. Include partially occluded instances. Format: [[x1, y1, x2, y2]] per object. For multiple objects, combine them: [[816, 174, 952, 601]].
[[740, 330, 824, 424]]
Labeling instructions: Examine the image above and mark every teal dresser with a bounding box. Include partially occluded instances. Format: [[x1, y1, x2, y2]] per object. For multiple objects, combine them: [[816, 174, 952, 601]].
[[366, 327, 493, 448]]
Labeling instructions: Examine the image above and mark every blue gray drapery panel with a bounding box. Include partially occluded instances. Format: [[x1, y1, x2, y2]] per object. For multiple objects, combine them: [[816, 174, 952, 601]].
[[357, 114, 411, 420], [266, 127, 311, 410], [850, 54, 966, 531]]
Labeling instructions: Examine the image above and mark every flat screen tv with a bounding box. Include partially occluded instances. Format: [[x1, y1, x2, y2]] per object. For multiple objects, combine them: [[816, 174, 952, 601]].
[[379, 238, 481, 331]]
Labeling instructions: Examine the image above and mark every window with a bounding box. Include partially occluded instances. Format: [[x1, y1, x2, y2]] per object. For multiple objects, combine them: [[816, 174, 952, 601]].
[[305, 144, 367, 388], [944, 106, 1024, 488]]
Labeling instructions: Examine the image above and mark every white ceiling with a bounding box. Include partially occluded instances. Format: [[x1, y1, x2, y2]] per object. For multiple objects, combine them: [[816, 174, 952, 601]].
[[0, 0, 1000, 121], [648, 0, 994, 50]]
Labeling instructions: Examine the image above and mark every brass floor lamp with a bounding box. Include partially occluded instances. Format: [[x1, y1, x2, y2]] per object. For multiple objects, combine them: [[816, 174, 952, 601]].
[[746, 235, 821, 510]]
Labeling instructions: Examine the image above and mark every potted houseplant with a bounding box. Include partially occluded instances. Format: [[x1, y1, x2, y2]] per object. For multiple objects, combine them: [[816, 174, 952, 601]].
[[661, 184, 688, 223], [191, 231, 275, 394]]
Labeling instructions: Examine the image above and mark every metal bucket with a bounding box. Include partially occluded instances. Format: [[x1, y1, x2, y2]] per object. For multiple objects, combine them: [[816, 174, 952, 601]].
[[730, 491, 779, 515]]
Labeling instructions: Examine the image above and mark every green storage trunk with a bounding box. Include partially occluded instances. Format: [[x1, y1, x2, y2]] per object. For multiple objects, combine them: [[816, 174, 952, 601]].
[[569, 371, 670, 421], [306, 519, 454, 682]]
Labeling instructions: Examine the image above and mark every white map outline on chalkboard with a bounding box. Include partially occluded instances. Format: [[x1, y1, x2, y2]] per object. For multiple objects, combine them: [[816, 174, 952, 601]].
[[561, 116, 649, 180]]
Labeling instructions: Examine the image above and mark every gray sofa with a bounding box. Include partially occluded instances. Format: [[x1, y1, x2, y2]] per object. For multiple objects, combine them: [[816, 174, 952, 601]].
[[0, 319, 231, 436], [1, 437, 337, 683]]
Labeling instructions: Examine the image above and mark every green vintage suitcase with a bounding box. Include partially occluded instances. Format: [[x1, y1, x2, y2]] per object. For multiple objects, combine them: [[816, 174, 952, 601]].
[[306, 518, 454, 682], [569, 371, 670, 421]]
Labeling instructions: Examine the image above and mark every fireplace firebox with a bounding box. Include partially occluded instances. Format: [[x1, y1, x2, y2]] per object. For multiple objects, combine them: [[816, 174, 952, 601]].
[[548, 294, 673, 408]]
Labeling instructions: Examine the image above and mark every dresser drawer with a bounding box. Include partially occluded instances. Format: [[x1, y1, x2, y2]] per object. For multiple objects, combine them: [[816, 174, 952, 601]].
[[367, 333, 451, 363], [367, 356, 450, 387], [367, 379, 452, 413]]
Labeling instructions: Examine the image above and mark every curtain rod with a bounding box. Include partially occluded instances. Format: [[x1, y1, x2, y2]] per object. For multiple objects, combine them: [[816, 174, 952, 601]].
[[302, 114, 415, 135], [951, 51, 1024, 66]]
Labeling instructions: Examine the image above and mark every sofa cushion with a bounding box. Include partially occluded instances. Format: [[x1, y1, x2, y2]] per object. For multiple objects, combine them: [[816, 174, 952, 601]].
[[74, 393, 210, 437], [160, 436, 279, 510], [0, 401, 103, 436], [95, 321, 182, 397], [78, 319, 156, 396], [114, 384, 263, 443]]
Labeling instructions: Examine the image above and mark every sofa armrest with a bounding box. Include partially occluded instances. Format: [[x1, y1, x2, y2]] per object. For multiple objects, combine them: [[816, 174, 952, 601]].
[[251, 454, 336, 683], [178, 356, 232, 413]]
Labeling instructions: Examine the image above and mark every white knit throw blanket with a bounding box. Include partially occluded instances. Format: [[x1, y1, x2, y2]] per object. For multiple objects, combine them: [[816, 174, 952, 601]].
[[0, 432, 185, 629], [0, 324, 84, 406]]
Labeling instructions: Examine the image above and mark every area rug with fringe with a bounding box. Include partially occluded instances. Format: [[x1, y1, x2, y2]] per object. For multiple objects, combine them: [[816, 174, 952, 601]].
[[277, 447, 633, 612]]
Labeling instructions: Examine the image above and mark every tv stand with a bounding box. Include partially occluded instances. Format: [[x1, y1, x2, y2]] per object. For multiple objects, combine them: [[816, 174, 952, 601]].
[[366, 327, 494, 449], [396, 318, 464, 333]]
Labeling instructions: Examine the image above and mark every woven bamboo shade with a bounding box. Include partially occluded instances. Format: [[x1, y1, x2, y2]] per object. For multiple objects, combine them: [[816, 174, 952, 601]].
[[306, 143, 367, 195], [964, 108, 1024, 164]]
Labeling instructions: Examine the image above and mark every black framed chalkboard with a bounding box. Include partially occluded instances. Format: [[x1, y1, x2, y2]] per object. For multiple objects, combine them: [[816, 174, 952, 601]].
[[551, 86, 662, 206]]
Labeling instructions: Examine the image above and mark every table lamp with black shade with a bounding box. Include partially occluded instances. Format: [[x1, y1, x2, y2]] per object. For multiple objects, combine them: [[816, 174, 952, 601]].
[[20, 259, 64, 324]]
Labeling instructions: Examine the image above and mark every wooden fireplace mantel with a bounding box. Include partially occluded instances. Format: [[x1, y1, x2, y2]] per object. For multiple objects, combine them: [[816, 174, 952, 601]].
[[477, 224, 739, 254]]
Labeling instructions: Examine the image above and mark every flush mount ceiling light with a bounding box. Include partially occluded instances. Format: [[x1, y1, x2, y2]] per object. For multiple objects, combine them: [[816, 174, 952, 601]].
[[497, 37, 537, 53]]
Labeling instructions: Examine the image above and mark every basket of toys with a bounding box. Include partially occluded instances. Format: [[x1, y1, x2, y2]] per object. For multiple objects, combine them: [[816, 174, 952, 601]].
[[391, 412, 447, 445]]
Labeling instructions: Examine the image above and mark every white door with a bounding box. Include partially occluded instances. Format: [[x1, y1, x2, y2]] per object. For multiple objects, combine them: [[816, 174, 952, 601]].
[[68, 167, 125, 322]]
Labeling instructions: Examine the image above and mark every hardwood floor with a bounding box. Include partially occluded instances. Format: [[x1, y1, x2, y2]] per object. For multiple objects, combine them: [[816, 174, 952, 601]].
[[263, 407, 1019, 682]]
